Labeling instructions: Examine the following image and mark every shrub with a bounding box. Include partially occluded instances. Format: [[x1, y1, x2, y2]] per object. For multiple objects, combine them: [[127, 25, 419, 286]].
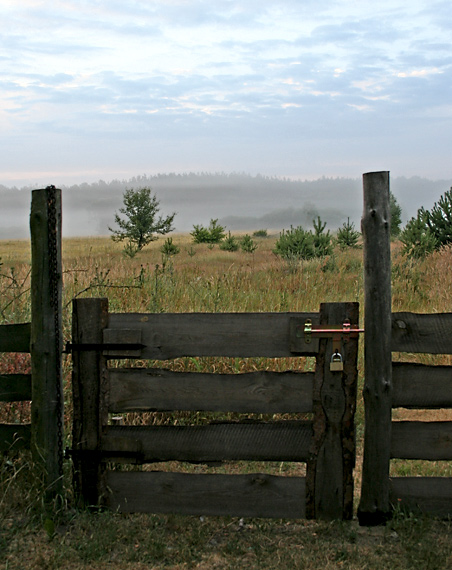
[[337, 218, 360, 249], [273, 225, 315, 260], [240, 234, 258, 254], [312, 216, 333, 257], [191, 219, 226, 244], [219, 232, 239, 252], [400, 210, 437, 258], [252, 229, 268, 238], [160, 237, 180, 256]]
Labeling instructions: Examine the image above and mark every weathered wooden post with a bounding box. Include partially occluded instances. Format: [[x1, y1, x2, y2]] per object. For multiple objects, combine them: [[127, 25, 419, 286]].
[[358, 171, 393, 525], [72, 297, 109, 507], [30, 186, 64, 497], [306, 302, 359, 520]]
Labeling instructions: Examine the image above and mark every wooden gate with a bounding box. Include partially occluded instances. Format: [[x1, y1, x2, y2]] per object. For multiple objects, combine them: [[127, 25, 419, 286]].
[[71, 299, 360, 520]]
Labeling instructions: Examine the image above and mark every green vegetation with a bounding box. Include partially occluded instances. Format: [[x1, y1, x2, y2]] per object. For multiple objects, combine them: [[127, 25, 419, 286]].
[[240, 234, 258, 254], [191, 218, 226, 244], [390, 191, 402, 237], [337, 218, 361, 249], [252, 229, 268, 237], [2, 233, 452, 569], [219, 231, 239, 252], [401, 187, 452, 258], [109, 187, 176, 257], [273, 217, 333, 260], [160, 236, 180, 257]]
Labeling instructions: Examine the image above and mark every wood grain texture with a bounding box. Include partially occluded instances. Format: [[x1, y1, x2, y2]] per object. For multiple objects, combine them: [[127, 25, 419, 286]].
[[30, 187, 63, 495], [102, 421, 313, 462], [0, 424, 31, 452], [105, 312, 319, 359], [105, 471, 306, 518], [391, 421, 452, 460], [392, 312, 452, 354], [108, 368, 314, 414], [390, 477, 452, 518], [0, 374, 32, 402], [72, 298, 109, 507], [358, 171, 393, 525], [0, 323, 31, 353], [392, 362, 452, 408], [306, 302, 359, 521]]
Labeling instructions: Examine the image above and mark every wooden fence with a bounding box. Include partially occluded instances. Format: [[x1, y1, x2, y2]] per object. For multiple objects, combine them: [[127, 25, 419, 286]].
[[71, 298, 360, 520], [0, 323, 32, 452], [0, 187, 63, 497]]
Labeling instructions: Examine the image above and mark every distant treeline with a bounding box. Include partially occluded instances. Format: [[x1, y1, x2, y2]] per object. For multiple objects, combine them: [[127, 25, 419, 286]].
[[1, 172, 451, 239]]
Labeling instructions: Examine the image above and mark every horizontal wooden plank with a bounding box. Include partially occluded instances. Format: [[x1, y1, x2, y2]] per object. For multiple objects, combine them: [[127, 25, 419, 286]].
[[105, 471, 306, 518], [391, 421, 452, 460], [392, 312, 452, 354], [390, 477, 452, 518], [392, 363, 452, 408], [0, 423, 31, 452], [102, 421, 313, 463], [105, 312, 320, 359], [108, 368, 314, 414], [0, 323, 31, 353], [0, 374, 32, 402]]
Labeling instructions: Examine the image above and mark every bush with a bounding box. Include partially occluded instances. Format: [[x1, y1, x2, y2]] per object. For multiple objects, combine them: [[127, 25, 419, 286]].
[[273, 217, 333, 261], [191, 219, 226, 244], [273, 225, 315, 260], [312, 217, 333, 257], [160, 237, 180, 256], [240, 234, 258, 254], [400, 210, 437, 258], [252, 229, 268, 238], [219, 232, 239, 252], [400, 188, 452, 258], [336, 218, 360, 249]]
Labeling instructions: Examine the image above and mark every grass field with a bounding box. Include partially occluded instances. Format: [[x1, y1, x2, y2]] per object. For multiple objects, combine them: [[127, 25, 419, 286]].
[[1, 234, 452, 569]]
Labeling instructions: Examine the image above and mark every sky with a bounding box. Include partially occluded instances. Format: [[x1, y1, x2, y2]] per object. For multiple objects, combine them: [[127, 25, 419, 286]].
[[1, 0, 451, 187]]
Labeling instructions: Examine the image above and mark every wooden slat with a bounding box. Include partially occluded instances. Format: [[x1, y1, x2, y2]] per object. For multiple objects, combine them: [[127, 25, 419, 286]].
[[102, 421, 313, 463], [391, 421, 452, 460], [108, 368, 314, 414], [105, 312, 320, 359], [105, 471, 306, 518], [390, 477, 452, 518], [0, 424, 31, 452], [0, 374, 32, 402], [393, 363, 452, 408], [0, 323, 31, 353], [392, 312, 452, 354]]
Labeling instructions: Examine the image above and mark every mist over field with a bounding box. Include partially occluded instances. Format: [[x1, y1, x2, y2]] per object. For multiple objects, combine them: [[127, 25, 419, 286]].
[[1, 173, 450, 240]]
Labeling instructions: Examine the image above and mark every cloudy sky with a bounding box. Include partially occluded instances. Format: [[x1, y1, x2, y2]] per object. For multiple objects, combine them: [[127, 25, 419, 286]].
[[1, 0, 451, 187]]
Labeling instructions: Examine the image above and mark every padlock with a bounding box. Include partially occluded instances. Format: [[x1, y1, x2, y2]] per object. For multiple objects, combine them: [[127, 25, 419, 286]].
[[330, 350, 344, 372]]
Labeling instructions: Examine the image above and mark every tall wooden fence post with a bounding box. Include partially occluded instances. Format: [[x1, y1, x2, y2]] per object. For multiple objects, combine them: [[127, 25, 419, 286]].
[[306, 302, 359, 520], [72, 298, 109, 508], [30, 186, 64, 497], [358, 171, 393, 525]]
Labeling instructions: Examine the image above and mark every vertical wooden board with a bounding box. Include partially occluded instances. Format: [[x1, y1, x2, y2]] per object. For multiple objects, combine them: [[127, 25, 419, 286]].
[[30, 187, 63, 496], [306, 302, 359, 520], [106, 471, 306, 518], [358, 171, 393, 526], [72, 297, 109, 507]]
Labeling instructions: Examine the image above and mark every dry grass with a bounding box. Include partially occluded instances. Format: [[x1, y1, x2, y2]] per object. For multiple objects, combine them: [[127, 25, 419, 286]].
[[2, 234, 452, 568]]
